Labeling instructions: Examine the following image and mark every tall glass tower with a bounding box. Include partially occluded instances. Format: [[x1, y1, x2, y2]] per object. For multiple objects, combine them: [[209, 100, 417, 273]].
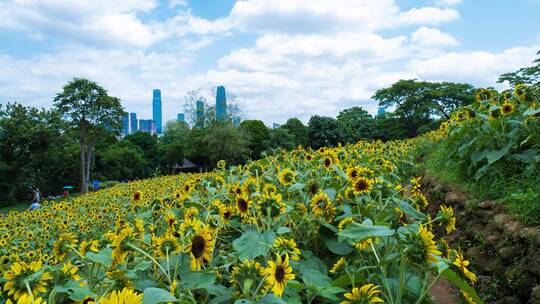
[[196, 100, 205, 129], [216, 86, 227, 120], [130, 113, 137, 133], [122, 114, 129, 135], [152, 89, 162, 134], [177, 113, 185, 122]]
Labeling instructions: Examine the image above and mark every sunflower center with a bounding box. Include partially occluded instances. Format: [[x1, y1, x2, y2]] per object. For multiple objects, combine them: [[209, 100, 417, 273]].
[[355, 181, 368, 191], [224, 211, 231, 219], [275, 265, 285, 282], [191, 236, 206, 258], [238, 198, 248, 212], [324, 158, 331, 167]]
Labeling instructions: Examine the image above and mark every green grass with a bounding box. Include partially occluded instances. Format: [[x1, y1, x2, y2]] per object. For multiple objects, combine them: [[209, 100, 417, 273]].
[[425, 146, 540, 225], [0, 202, 29, 214]]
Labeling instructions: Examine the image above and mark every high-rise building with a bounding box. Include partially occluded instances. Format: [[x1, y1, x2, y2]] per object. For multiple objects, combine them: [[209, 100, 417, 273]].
[[177, 113, 185, 122], [152, 89, 162, 134], [232, 117, 241, 127], [150, 120, 156, 135], [122, 114, 129, 135], [130, 113, 138, 133], [216, 86, 227, 120], [196, 100, 205, 128], [377, 107, 386, 116], [139, 119, 147, 133]]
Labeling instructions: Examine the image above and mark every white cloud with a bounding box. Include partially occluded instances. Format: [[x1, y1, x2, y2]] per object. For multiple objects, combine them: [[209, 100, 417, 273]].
[[410, 27, 459, 46], [434, 0, 463, 6]]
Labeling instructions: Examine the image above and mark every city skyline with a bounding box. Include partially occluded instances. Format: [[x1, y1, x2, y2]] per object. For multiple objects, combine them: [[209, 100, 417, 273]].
[[1, 1, 538, 125]]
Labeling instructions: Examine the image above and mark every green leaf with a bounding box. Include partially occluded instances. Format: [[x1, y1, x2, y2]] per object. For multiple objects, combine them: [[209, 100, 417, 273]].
[[142, 287, 177, 304], [322, 236, 354, 255], [181, 271, 216, 289], [288, 183, 305, 192], [440, 269, 484, 304], [276, 227, 291, 235], [332, 164, 348, 180], [258, 294, 287, 304], [396, 199, 425, 220], [523, 107, 540, 116], [86, 247, 113, 268], [54, 281, 96, 302], [299, 268, 332, 287], [338, 222, 394, 243], [233, 228, 276, 260]]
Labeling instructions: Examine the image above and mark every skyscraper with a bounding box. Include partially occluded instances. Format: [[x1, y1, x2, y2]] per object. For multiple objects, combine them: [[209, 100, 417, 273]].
[[130, 113, 138, 133], [196, 100, 205, 128], [177, 113, 185, 123], [216, 86, 227, 120], [377, 107, 386, 116], [122, 114, 129, 135], [152, 89, 162, 134], [232, 117, 241, 127]]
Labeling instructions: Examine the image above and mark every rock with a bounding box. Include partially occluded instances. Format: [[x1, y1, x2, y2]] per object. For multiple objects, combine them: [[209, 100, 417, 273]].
[[497, 245, 523, 261], [529, 256, 540, 278], [518, 227, 540, 245], [445, 191, 469, 205], [478, 200, 496, 209], [531, 285, 540, 304], [493, 214, 525, 239], [486, 233, 501, 246]]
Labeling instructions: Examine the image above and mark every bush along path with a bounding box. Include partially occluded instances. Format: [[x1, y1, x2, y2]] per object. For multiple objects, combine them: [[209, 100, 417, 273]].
[[422, 174, 540, 303]]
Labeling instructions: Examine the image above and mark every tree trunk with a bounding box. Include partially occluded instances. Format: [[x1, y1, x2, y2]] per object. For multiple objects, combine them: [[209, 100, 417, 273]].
[[80, 140, 86, 194], [84, 145, 93, 193]]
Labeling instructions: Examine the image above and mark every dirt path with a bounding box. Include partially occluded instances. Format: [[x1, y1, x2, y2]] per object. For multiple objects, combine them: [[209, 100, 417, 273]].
[[429, 277, 458, 304]]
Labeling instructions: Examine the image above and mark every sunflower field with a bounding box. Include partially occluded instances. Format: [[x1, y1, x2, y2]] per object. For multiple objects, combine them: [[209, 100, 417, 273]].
[[0, 127, 487, 304]]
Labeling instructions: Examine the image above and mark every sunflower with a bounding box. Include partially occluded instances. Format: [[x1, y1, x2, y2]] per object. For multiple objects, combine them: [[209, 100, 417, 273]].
[[152, 233, 180, 257], [475, 88, 493, 102], [133, 190, 143, 202], [323, 156, 333, 169], [106, 226, 136, 265], [341, 283, 384, 304], [310, 192, 331, 218], [338, 217, 355, 231], [453, 250, 477, 283], [330, 257, 346, 273], [100, 288, 143, 304], [79, 240, 99, 256], [416, 224, 441, 264], [217, 160, 226, 169], [514, 84, 528, 100], [501, 102, 514, 115], [5, 294, 47, 304], [52, 232, 78, 262], [264, 254, 295, 297], [437, 238, 452, 259], [354, 238, 377, 251], [229, 259, 265, 295], [273, 237, 301, 261], [352, 177, 373, 195], [187, 225, 214, 271], [3, 261, 52, 300], [489, 108, 500, 120], [60, 261, 81, 281], [235, 194, 252, 219], [437, 205, 456, 234], [219, 204, 233, 223], [278, 168, 296, 187]]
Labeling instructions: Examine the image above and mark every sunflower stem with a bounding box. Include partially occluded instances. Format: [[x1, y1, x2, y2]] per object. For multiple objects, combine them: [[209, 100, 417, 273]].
[[24, 281, 34, 301], [396, 251, 406, 304], [251, 278, 266, 301], [370, 242, 395, 304], [127, 242, 172, 285], [415, 272, 442, 304]]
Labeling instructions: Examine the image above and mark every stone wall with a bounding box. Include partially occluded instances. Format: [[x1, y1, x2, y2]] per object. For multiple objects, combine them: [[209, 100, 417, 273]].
[[422, 175, 540, 303]]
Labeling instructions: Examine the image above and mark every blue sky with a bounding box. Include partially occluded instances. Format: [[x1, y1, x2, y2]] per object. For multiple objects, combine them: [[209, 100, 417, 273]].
[[0, 0, 539, 125]]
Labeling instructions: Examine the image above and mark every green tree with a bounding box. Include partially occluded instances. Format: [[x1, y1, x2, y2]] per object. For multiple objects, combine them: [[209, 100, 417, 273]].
[[159, 121, 190, 172], [307, 115, 345, 149], [202, 123, 250, 167], [99, 142, 147, 180], [372, 79, 436, 137], [336, 106, 376, 142], [54, 78, 125, 193], [498, 51, 540, 87], [124, 131, 160, 175], [240, 120, 271, 159], [265, 128, 296, 152], [281, 118, 309, 147], [430, 82, 475, 119]]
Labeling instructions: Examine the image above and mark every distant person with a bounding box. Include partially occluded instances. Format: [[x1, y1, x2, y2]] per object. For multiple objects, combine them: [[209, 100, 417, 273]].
[[28, 186, 41, 211]]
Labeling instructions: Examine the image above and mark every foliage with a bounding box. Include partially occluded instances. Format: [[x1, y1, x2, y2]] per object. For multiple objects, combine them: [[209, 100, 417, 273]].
[[433, 84, 540, 224], [307, 115, 346, 148], [54, 78, 125, 193], [241, 120, 271, 159], [281, 118, 309, 147], [0, 135, 482, 304], [373, 79, 474, 136], [0, 103, 78, 205], [98, 142, 148, 180], [498, 51, 540, 88], [265, 128, 296, 152], [336, 106, 376, 143]]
